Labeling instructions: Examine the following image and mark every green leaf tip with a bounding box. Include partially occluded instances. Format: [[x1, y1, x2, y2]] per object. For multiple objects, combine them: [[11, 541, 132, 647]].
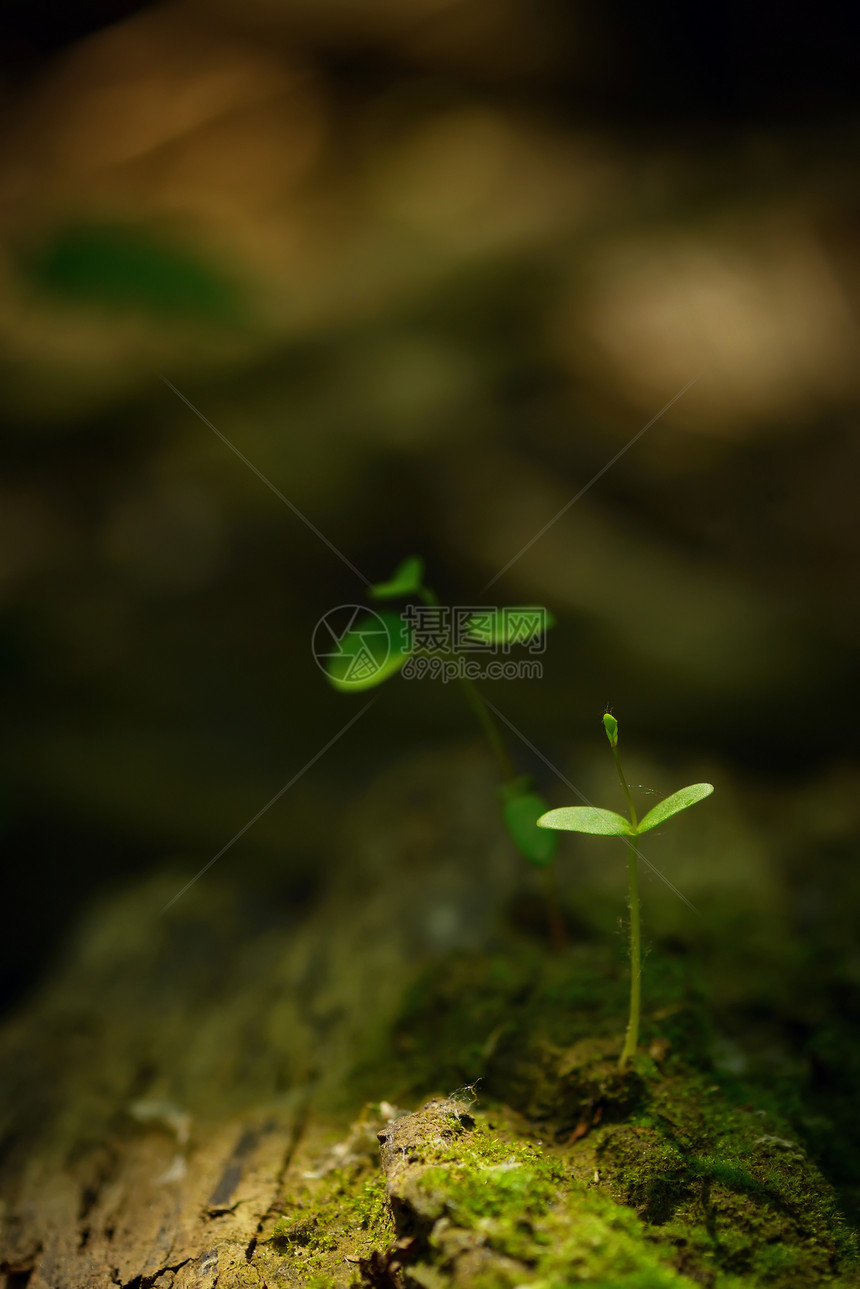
[[503, 789, 558, 866], [368, 555, 425, 601], [537, 805, 634, 837], [603, 712, 618, 747], [636, 783, 714, 835]]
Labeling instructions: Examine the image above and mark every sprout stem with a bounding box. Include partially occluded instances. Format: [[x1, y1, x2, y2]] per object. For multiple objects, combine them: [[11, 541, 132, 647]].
[[417, 575, 561, 952], [419, 582, 517, 783], [619, 837, 642, 1071], [612, 744, 638, 830], [457, 673, 518, 782], [611, 737, 640, 1072]]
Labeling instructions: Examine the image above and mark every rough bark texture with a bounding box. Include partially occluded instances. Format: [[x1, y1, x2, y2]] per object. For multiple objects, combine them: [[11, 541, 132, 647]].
[[0, 751, 518, 1288]]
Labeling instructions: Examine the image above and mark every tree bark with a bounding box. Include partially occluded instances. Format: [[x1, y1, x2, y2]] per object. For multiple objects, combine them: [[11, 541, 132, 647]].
[[0, 750, 515, 1288]]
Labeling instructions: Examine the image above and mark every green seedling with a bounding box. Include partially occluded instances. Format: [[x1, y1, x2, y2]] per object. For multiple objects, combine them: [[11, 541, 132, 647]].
[[538, 713, 713, 1071], [322, 556, 563, 940]]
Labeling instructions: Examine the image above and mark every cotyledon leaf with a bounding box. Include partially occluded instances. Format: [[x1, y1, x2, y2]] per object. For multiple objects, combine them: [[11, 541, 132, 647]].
[[537, 806, 635, 837], [636, 783, 714, 835]]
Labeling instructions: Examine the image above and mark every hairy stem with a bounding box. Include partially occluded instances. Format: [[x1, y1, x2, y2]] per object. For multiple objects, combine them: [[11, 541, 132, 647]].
[[612, 742, 640, 1072], [612, 744, 638, 830], [619, 837, 641, 1071]]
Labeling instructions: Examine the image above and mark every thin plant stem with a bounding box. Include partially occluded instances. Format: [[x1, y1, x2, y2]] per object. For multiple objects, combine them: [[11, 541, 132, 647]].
[[619, 837, 642, 1071], [456, 671, 517, 782], [612, 744, 638, 829], [417, 577, 562, 948], [419, 583, 517, 784], [612, 741, 640, 1072]]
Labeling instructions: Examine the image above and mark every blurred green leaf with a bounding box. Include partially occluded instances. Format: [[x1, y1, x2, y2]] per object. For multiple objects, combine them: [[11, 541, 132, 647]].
[[324, 609, 410, 693], [22, 222, 241, 323], [636, 783, 714, 835], [502, 789, 558, 866], [369, 555, 425, 601], [464, 607, 555, 646], [537, 806, 634, 837]]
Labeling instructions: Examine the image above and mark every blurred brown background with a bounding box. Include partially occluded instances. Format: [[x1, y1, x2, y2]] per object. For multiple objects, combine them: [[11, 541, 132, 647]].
[[0, 0, 858, 1017]]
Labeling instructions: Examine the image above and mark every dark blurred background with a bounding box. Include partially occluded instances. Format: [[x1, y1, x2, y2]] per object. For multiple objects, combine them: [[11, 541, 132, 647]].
[[1, 0, 858, 1021]]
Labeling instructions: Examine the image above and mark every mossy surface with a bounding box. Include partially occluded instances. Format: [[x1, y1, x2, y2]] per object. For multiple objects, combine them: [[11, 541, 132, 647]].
[[263, 945, 858, 1287], [269, 1172, 392, 1287], [350, 938, 709, 1120], [259, 1115, 397, 1287], [265, 1086, 856, 1287], [378, 1095, 693, 1288], [587, 1066, 857, 1286]]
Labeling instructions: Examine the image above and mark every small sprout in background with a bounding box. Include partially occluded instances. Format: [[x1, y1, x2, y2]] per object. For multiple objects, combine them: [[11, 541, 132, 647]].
[[321, 556, 561, 943], [538, 713, 713, 1072]]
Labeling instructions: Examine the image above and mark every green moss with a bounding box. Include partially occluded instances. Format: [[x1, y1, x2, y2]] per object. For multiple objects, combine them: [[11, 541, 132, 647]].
[[378, 1100, 696, 1287], [269, 945, 858, 1287], [267, 1162, 394, 1287], [349, 943, 711, 1116], [591, 1068, 858, 1285], [408, 1093, 855, 1285]]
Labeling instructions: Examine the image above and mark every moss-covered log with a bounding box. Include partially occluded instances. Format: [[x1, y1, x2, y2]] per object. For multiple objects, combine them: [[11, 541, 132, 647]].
[[0, 750, 856, 1288]]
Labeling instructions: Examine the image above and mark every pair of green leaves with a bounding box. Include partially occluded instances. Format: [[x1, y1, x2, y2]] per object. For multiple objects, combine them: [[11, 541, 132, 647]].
[[537, 782, 713, 838]]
